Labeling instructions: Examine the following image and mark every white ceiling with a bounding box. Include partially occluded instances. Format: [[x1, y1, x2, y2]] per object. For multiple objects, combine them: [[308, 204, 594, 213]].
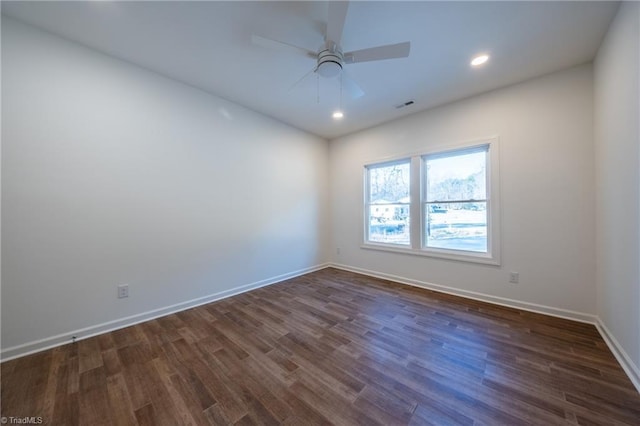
[[2, 1, 618, 139]]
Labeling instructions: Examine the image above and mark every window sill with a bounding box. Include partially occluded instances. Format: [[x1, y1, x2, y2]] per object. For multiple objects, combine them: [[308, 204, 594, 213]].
[[360, 242, 501, 266]]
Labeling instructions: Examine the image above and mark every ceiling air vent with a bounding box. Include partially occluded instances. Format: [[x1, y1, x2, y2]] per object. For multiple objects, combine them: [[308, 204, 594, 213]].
[[395, 100, 415, 109]]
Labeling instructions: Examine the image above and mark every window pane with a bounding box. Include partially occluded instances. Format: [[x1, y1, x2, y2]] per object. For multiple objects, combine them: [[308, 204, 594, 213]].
[[368, 162, 410, 203], [425, 202, 487, 252], [426, 150, 486, 202], [369, 205, 410, 245]]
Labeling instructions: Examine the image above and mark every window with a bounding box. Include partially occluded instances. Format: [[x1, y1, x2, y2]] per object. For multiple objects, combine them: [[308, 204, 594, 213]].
[[424, 146, 488, 253], [365, 160, 410, 245], [363, 139, 500, 265]]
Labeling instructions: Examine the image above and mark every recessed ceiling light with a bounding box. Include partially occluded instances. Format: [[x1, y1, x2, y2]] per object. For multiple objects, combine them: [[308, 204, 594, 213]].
[[332, 111, 344, 120], [471, 54, 490, 67]]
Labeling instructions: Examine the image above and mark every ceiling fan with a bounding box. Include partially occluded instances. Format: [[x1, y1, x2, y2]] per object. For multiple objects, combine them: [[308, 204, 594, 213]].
[[251, 1, 411, 99]]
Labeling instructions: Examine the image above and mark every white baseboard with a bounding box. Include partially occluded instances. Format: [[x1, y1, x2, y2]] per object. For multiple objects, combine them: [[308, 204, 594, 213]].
[[330, 262, 640, 394], [595, 319, 640, 393], [0, 263, 330, 362], [330, 263, 597, 323]]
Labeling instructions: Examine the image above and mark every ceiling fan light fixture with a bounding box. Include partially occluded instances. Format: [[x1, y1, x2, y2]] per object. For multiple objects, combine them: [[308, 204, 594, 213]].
[[471, 54, 490, 67], [317, 60, 342, 78]]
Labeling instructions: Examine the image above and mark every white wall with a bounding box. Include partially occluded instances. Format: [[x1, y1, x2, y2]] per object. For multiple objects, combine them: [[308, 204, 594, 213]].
[[1, 17, 329, 357], [330, 64, 596, 316], [594, 1, 640, 384]]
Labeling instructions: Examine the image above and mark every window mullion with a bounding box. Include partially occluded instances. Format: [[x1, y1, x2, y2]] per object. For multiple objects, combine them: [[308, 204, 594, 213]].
[[410, 156, 422, 249]]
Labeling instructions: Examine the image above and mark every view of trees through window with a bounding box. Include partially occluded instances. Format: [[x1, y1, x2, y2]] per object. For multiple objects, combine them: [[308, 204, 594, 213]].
[[424, 149, 488, 252]]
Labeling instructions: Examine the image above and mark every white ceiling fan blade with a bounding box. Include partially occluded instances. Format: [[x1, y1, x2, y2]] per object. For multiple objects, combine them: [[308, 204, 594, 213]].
[[344, 42, 411, 64], [342, 70, 364, 99], [288, 66, 317, 92], [326, 1, 349, 44], [251, 34, 316, 59]]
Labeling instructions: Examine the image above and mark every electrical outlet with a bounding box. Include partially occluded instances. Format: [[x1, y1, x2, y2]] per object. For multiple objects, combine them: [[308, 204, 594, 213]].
[[118, 284, 129, 298], [509, 272, 519, 284]]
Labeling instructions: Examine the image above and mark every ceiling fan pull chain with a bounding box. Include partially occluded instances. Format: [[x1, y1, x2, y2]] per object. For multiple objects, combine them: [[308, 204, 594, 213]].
[[340, 72, 343, 111]]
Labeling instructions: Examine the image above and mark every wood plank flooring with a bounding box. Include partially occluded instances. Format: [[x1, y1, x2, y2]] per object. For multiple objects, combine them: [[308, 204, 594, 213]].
[[2, 268, 639, 425]]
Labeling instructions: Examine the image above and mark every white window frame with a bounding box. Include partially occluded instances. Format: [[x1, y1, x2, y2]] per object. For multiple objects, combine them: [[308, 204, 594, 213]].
[[362, 137, 501, 266]]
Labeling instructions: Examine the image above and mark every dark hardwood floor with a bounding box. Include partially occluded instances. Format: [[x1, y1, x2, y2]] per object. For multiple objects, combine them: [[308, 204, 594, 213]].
[[2, 268, 639, 425]]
